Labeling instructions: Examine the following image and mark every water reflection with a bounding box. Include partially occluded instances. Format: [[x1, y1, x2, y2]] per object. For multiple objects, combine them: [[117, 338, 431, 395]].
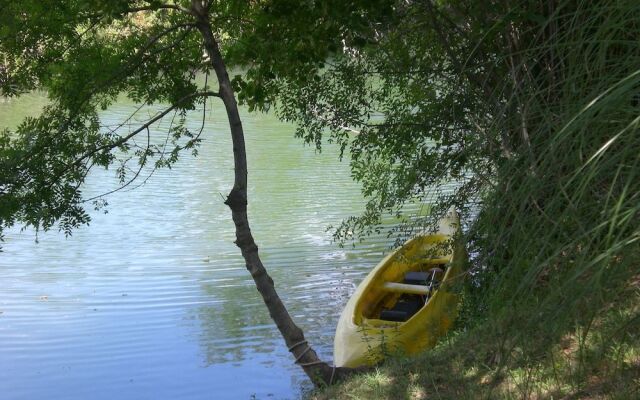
[[1, 95, 392, 399]]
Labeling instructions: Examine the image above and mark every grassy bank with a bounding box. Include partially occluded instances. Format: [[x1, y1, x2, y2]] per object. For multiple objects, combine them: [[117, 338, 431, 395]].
[[312, 291, 639, 399]]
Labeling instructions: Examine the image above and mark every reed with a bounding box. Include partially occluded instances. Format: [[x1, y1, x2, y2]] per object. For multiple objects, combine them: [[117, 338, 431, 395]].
[[461, 0, 640, 390]]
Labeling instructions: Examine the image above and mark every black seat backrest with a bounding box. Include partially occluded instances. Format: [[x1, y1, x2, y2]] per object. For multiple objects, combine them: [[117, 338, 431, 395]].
[[379, 309, 409, 322], [404, 271, 430, 285], [380, 296, 422, 322]]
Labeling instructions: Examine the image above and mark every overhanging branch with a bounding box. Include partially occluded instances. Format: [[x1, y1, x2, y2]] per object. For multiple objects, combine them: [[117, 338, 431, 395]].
[[73, 90, 220, 167]]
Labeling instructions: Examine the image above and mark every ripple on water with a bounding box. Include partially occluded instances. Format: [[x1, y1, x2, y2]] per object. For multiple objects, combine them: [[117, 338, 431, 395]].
[[0, 98, 394, 400]]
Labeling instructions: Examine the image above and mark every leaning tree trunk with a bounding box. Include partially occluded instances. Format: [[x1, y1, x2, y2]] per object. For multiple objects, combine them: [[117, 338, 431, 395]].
[[191, 1, 354, 386]]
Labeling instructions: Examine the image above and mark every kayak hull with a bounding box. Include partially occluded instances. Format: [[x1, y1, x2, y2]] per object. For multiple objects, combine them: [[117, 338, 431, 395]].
[[333, 210, 466, 368]]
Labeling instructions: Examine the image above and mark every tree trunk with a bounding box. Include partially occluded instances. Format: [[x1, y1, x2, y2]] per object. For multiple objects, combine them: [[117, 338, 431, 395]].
[[191, 1, 354, 386]]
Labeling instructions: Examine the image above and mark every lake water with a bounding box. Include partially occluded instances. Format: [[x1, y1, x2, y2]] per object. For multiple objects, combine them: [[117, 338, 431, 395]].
[[0, 94, 392, 399]]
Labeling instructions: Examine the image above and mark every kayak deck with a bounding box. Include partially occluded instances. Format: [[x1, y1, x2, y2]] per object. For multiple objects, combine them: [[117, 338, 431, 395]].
[[354, 234, 452, 326]]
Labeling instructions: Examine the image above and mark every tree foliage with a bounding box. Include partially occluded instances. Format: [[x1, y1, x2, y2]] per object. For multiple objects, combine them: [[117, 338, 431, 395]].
[[224, 1, 515, 240], [1, 0, 381, 385], [225, 0, 640, 372], [1, 0, 639, 387], [1, 1, 208, 237], [0, 0, 396, 235]]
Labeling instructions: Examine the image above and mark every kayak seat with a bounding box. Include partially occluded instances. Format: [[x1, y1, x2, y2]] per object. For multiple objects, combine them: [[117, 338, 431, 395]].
[[380, 269, 444, 295], [404, 271, 430, 285], [380, 295, 422, 322]]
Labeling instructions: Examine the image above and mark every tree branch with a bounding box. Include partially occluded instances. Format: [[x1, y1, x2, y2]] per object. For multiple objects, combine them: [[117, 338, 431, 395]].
[[124, 4, 193, 16], [191, 2, 358, 385], [82, 3, 194, 20], [81, 126, 152, 203], [72, 90, 219, 168]]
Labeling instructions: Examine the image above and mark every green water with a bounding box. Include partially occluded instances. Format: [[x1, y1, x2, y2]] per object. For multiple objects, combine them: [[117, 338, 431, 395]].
[[0, 94, 391, 399]]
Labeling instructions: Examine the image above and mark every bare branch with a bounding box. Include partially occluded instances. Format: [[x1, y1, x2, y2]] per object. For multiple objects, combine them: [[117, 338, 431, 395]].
[[124, 4, 193, 16], [73, 90, 219, 167], [83, 3, 194, 20], [81, 126, 152, 203]]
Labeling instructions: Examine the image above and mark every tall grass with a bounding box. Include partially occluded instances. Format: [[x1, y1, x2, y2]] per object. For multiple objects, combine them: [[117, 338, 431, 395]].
[[464, 0, 640, 386]]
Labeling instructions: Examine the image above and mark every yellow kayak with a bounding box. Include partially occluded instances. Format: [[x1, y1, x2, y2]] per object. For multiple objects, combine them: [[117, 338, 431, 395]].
[[333, 209, 466, 368]]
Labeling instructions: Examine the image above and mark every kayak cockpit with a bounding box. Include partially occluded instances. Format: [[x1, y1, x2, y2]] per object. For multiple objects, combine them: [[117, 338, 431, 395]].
[[354, 265, 450, 327]]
